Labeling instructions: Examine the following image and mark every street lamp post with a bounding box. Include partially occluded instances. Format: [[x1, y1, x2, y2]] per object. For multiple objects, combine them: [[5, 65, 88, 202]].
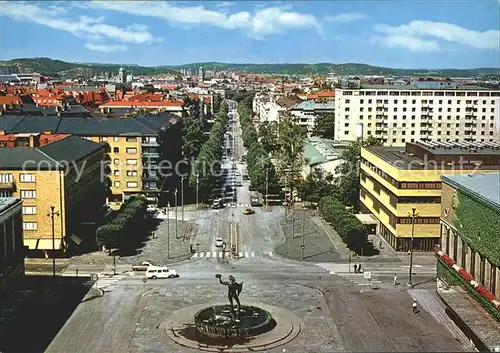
[[265, 169, 269, 210], [408, 207, 419, 287], [47, 206, 60, 278], [174, 189, 178, 239], [300, 207, 306, 260], [167, 202, 170, 259], [181, 176, 185, 221], [196, 174, 199, 211]]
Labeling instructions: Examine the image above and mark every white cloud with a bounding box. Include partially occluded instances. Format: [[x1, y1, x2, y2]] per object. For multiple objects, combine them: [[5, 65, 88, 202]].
[[216, 2, 235, 9], [85, 43, 128, 52], [373, 20, 500, 52], [324, 13, 367, 23], [0, 1, 162, 47], [88, 1, 322, 38]]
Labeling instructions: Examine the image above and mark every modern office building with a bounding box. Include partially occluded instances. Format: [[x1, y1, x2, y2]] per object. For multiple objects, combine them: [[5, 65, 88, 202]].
[[0, 112, 183, 207], [0, 197, 24, 290], [0, 136, 106, 253], [335, 82, 500, 146], [359, 140, 500, 252]]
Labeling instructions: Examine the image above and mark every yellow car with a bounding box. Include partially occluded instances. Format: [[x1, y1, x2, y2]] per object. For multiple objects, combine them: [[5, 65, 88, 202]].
[[243, 208, 255, 215]]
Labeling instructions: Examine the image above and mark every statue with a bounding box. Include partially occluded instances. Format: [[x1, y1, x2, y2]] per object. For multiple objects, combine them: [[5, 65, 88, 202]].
[[215, 274, 243, 315]]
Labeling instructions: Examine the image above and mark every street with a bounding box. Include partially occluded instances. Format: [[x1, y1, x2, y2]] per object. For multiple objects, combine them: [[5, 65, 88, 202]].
[[42, 101, 474, 353]]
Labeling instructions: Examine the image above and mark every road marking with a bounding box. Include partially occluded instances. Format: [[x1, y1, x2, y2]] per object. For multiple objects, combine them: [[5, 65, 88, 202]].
[[268, 251, 273, 256], [199, 252, 204, 258], [192, 253, 199, 258], [218, 252, 223, 258], [212, 251, 217, 258], [251, 252, 255, 257], [239, 251, 243, 257], [245, 252, 249, 258]]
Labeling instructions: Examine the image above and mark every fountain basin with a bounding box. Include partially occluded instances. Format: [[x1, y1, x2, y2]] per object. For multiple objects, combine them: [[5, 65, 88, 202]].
[[194, 305, 275, 338]]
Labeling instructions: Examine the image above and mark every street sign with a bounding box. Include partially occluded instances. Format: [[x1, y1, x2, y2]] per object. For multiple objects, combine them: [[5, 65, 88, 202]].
[[364, 271, 372, 280]]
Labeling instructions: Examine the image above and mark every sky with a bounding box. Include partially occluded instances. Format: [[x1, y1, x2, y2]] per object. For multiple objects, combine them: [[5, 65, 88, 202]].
[[0, 1, 499, 69]]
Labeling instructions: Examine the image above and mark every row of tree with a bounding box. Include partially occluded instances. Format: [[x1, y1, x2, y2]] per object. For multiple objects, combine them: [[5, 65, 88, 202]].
[[96, 196, 148, 254], [319, 196, 368, 253], [189, 102, 229, 200], [237, 98, 280, 193]]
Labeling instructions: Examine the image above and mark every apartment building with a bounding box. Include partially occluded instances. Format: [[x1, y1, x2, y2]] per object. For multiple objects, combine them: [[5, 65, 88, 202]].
[[439, 173, 499, 302], [0, 136, 106, 252], [99, 100, 185, 117], [0, 197, 24, 290], [290, 100, 335, 134], [359, 140, 500, 252], [335, 82, 500, 146], [0, 112, 182, 207]]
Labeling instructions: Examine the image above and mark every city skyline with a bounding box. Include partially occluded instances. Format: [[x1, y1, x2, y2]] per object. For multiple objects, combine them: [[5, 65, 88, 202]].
[[1, 1, 499, 69]]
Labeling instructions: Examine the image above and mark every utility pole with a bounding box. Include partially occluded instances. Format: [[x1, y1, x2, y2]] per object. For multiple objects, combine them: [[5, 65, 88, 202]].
[[167, 202, 170, 259], [47, 206, 60, 278], [181, 176, 185, 221], [408, 207, 419, 287], [265, 169, 269, 210], [174, 189, 178, 239], [300, 207, 306, 260]]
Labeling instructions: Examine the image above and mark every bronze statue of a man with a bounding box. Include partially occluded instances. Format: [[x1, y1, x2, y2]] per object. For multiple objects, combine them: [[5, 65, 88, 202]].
[[215, 274, 243, 313]]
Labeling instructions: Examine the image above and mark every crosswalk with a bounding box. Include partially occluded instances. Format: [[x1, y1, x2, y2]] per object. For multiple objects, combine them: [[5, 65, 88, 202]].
[[222, 203, 253, 207], [316, 263, 437, 292], [93, 273, 128, 289], [191, 251, 274, 259]]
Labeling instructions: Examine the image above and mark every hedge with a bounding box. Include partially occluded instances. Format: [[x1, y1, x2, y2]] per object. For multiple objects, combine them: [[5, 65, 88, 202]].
[[319, 196, 367, 253]]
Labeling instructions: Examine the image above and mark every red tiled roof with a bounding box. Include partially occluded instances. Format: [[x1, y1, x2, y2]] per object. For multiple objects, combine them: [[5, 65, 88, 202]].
[[317, 90, 335, 97], [100, 100, 184, 108], [0, 95, 21, 105]]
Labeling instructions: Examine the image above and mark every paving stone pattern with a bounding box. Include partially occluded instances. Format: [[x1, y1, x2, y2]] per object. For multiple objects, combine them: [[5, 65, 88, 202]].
[[275, 211, 342, 262]]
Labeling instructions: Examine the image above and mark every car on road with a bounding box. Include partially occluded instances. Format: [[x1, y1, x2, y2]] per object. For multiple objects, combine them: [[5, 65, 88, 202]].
[[243, 174, 249, 180], [215, 238, 224, 247], [132, 261, 154, 271], [235, 181, 243, 187], [145, 266, 179, 279], [212, 199, 225, 209], [243, 208, 255, 215]]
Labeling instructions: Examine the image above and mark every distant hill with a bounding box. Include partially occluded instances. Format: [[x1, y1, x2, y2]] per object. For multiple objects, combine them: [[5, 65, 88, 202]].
[[1, 57, 499, 78]]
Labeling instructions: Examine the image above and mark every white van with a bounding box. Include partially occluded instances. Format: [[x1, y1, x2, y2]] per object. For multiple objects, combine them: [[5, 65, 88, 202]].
[[145, 266, 178, 279]]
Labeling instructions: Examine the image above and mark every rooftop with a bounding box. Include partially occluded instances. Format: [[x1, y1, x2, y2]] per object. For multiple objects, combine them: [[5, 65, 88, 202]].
[[303, 137, 347, 166], [345, 84, 497, 91], [0, 197, 21, 213], [441, 172, 500, 209], [293, 100, 335, 111], [413, 140, 500, 156]]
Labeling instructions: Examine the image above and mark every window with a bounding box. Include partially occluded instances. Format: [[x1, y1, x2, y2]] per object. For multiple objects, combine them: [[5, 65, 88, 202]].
[[126, 159, 137, 165], [101, 137, 108, 142], [126, 137, 137, 142], [127, 181, 138, 188], [126, 170, 138, 177], [23, 222, 37, 231], [126, 148, 137, 154], [20, 190, 36, 199], [114, 170, 120, 176], [20, 174, 36, 183], [0, 174, 13, 183], [113, 137, 120, 142], [113, 147, 119, 153], [113, 158, 120, 165], [22, 206, 37, 215], [113, 181, 120, 187]]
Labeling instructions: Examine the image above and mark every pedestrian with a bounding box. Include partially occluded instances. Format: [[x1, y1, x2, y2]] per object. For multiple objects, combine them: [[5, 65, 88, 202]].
[[393, 274, 398, 286], [354, 263, 358, 273], [412, 301, 418, 314]]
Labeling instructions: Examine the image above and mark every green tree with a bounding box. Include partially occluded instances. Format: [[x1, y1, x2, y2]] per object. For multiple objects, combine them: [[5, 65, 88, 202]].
[[96, 224, 121, 254], [258, 121, 278, 154], [311, 113, 335, 139], [182, 97, 205, 160], [335, 136, 382, 208], [297, 171, 335, 204]]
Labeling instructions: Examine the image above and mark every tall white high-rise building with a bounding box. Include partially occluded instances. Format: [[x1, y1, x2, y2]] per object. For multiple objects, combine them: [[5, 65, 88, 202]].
[[334, 82, 500, 146]]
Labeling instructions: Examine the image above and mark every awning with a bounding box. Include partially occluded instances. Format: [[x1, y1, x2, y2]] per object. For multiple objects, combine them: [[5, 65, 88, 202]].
[[355, 213, 379, 225], [24, 238, 63, 250]]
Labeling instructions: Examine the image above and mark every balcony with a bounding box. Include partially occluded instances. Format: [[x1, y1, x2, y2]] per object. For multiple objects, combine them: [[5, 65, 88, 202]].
[[142, 152, 160, 159], [141, 141, 160, 147], [0, 181, 15, 190], [376, 102, 385, 107]]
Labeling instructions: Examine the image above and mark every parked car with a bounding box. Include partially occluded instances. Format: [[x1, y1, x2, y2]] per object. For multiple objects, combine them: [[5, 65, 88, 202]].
[[243, 208, 255, 215], [132, 261, 154, 271], [236, 182, 243, 187], [145, 266, 179, 279], [243, 174, 249, 180], [215, 238, 224, 247]]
